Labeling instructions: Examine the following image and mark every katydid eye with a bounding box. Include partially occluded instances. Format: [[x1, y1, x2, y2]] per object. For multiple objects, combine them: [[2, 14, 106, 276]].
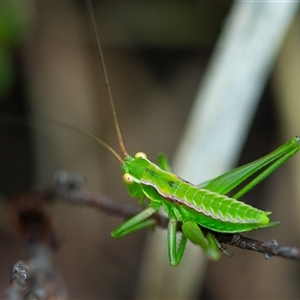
[[135, 152, 147, 159], [123, 173, 134, 185]]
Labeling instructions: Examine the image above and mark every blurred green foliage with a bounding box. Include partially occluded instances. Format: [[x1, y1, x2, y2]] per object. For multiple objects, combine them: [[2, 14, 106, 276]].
[[0, 3, 34, 97]]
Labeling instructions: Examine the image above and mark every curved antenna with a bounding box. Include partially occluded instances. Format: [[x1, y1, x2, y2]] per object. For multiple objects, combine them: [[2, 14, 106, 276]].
[[66, 123, 124, 164], [1, 116, 124, 164], [43, 119, 125, 164], [86, 0, 128, 158]]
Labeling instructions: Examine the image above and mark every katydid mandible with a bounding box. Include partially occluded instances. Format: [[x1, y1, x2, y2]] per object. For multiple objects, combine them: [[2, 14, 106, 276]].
[[86, 1, 300, 266]]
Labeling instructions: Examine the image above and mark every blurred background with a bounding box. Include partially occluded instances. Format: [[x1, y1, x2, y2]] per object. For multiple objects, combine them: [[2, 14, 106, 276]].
[[1, 1, 300, 299]]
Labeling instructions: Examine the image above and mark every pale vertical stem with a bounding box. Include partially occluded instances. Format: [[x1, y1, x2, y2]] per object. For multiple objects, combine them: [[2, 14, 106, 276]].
[[273, 15, 300, 230], [135, 1, 299, 299]]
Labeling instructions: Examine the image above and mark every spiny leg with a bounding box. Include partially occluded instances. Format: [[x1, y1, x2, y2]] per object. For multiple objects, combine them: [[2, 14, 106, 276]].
[[111, 206, 159, 238], [233, 144, 300, 199], [202, 137, 300, 198], [182, 221, 220, 261], [167, 216, 187, 267]]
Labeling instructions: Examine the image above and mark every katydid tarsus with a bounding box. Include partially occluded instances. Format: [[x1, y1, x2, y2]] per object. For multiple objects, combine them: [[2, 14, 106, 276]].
[[81, 1, 300, 266]]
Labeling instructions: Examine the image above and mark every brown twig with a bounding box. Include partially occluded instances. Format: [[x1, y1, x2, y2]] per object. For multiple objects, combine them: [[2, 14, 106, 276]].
[[215, 234, 300, 260], [3, 188, 66, 299], [7, 247, 67, 300]]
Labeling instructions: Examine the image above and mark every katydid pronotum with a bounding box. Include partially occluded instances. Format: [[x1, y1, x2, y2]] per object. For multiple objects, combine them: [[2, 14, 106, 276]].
[[82, 1, 300, 266]]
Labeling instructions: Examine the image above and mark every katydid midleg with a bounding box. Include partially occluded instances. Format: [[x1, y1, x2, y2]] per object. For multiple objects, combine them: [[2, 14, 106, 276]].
[[84, 1, 300, 266]]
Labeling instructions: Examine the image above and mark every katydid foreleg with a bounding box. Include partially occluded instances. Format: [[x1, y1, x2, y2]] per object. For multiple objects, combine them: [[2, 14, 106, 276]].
[[111, 206, 158, 238]]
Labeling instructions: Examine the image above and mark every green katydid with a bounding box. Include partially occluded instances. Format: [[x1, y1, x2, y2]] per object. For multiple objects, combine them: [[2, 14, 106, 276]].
[[84, 1, 300, 266]]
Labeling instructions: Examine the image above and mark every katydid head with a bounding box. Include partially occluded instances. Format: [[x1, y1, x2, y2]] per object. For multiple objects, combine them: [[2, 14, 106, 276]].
[[121, 153, 150, 198], [122, 152, 149, 181], [122, 152, 148, 184]]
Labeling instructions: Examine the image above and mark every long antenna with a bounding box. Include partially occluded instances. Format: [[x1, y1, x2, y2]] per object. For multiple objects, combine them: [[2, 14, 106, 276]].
[[86, 0, 128, 158], [1, 116, 124, 164]]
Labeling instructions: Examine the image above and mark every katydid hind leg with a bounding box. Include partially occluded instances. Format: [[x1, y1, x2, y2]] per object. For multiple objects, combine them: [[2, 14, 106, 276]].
[[111, 206, 158, 238], [202, 137, 300, 198], [233, 144, 300, 199]]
